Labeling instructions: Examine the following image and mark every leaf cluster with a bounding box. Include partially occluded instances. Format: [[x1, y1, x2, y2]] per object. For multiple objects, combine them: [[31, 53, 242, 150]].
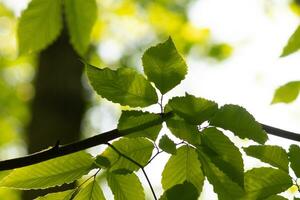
[[0, 38, 299, 200]]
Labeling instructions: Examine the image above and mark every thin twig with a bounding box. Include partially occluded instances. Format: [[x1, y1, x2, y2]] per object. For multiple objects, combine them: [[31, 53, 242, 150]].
[[106, 143, 157, 200]]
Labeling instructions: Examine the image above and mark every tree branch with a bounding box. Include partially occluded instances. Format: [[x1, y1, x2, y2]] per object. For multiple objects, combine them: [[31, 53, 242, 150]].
[[0, 111, 299, 171], [261, 123, 300, 142], [0, 112, 173, 171]]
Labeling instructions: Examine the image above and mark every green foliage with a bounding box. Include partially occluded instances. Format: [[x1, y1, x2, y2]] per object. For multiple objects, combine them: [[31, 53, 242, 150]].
[[281, 25, 300, 57], [197, 148, 245, 200], [160, 181, 199, 200], [18, 0, 63, 54], [142, 37, 187, 94], [0, 38, 297, 199], [159, 135, 177, 154], [201, 127, 244, 186], [86, 64, 158, 107], [243, 145, 289, 172], [168, 93, 218, 125], [0, 152, 93, 189], [107, 172, 145, 200], [264, 195, 288, 200], [244, 167, 293, 199], [272, 81, 300, 104], [35, 190, 73, 200], [209, 104, 268, 144], [64, 0, 97, 56], [73, 180, 106, 200], [161, 146, 204, 193], [97, 137, 153, 172], [165, 114, 200, 145], [289, 144, 300, 177], [118, 111, 162, 141]]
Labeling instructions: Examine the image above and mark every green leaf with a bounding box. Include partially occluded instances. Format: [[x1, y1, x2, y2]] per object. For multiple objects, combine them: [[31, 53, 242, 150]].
[[243, 145, 289, 172], [99, 137, 153, 172], [18, 0, 63, 54], [118, 111, 162, 141], [197, 148, 245, 200], [264, 195, 288, 200], [281, 25, 300, 57], [201, 127, 244, 186], [165, 112, 200, 145], [64, 0, 97, 56], [168, 94, 218, 125], [73, 180, 105, 200], [159, 135, 177, 155], [161, 145, 204, 193], [35, 190, 73, 200], [160, 181, 199, 200], [0, 151, 94, 189], [107, 172, 145, 200], [209, 104, 268, 144], [272, 81, 300, 104], [0, 170, 11, 182], [289, 144, 300, 177], [86, 64, 158, 107], [142, 37, 187, 94], [244, 167, 292, 200], [94, 156, 111, 168]]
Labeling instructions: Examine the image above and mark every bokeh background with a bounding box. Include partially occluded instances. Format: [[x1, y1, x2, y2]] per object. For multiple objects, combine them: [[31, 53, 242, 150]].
[[1, 0, 300, 199]]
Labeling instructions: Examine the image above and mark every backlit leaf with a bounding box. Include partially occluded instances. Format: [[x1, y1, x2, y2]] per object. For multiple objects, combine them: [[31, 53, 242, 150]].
[[289, 144, 300, 177], [86, 64, 158, 107], [64, 0, 97, 56], [244, 167, 292, 199], [160, 181, 199, 200], [35, 190, 73, 200], [197, 148, 245, 200], [281, 25, 300, 57], [272, 81, 300, 104], [209, 104, 268, 144], [201, 127, 244, 186], [0, 151, 93, 189], [107, 172, 144, 200], [98, 137, 153, 172], [18, 0, 62, 54], [118, 111, 162, 141], [142, 37, 187, 94], [168, 94, 218, 125], [244, 145, 289, 172], [159, 135, 177, 155], [162, 145, 204, 193], [73, 180, 105, 200]]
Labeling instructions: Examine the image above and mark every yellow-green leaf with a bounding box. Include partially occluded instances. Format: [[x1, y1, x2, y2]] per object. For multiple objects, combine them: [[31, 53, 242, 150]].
[[86, 64, 158, 107], [64, 0, 97, 56], [244, 167, 292, 200], [18, 0, 63, 54], [243, 145, 289, 172], [73, 180, 105, 200], [161, 145, 204, 193], [0, 152, 94, 189], [142, 37, 187, 94], [272, 81, 300, 104], [107, 172, 145, 200], [281, 25, 300, 57], [98, 137, 153, 172]]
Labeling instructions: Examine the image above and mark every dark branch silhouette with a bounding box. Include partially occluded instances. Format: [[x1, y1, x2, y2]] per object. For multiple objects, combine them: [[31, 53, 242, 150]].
[[0, 111, 299, 171]]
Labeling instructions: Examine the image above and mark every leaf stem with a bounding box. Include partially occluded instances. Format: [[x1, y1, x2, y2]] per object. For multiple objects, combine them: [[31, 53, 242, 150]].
[[106, 143, 157, 200]]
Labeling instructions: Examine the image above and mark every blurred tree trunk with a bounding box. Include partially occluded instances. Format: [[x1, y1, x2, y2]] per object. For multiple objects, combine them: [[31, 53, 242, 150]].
[[23, 27, 86, 199]]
